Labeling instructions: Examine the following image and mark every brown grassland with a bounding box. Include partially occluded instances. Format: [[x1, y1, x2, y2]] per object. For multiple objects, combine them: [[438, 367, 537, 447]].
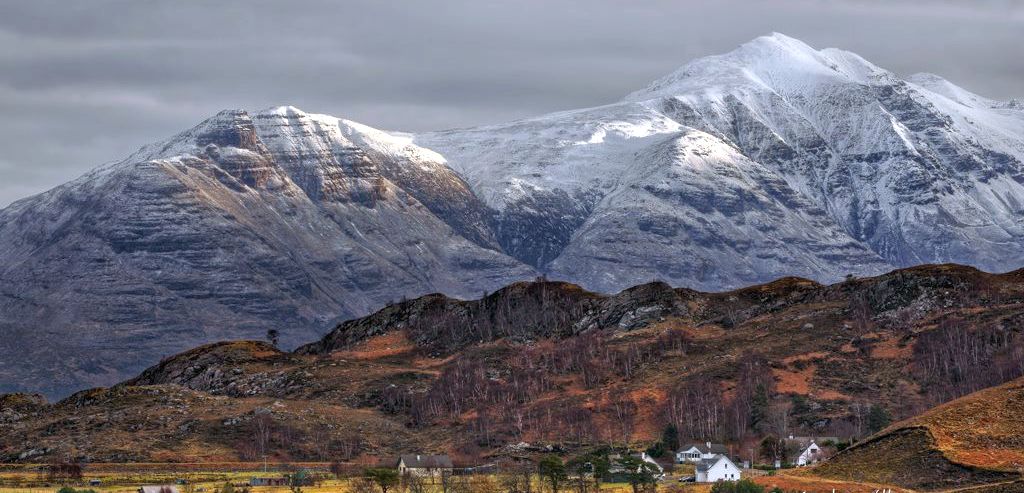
[[4, 265, 1024, 493]]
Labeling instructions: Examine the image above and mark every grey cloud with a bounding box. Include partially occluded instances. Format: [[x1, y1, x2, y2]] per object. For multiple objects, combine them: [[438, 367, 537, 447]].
[[0, 0, 1021, 207]]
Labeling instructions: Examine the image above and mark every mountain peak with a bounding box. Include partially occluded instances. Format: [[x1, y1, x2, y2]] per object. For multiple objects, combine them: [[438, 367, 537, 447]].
[[624, 33, 884, 102], [739, 32, 818, 55], [258, 105, 310, 118]]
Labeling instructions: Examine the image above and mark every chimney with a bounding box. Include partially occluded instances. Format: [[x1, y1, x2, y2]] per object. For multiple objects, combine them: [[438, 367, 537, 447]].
[[706, 441, 711, 449], [416, 455, 421, 461]]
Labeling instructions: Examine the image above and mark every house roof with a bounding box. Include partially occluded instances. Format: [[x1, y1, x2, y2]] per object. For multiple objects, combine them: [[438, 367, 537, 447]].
[[696, 455, 728, 472], [399, 454, 453, 469], [606, 453, 665, 475], [682, 442, 728, 455], [637, 452, 664, 472]]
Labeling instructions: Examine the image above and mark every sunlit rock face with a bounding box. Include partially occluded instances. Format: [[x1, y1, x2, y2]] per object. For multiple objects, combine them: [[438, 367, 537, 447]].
[[0, 107, 535, 397]]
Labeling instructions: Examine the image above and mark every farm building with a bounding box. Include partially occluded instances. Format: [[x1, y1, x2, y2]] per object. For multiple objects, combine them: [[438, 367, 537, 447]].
[[397, 454, 454, 479], [695, 455, 740, 483], [785, 436, 838, 466]]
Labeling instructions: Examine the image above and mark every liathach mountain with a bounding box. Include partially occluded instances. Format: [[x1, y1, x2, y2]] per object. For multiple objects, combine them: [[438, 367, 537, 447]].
[[2, 33, 1023, 397]]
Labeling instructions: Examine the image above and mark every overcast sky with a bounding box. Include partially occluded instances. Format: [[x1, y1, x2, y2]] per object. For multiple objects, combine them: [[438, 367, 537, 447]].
[[1, 0, 1022, 207]]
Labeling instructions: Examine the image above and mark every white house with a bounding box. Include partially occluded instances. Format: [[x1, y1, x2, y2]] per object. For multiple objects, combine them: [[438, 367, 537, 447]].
[[676, 442, 729, 463], [397, 454, 454, 479], [784, 435, 836, 466], [796, 441, 823, 466], [639, 452, 665, 479], [608, 452, 666, 480], [695, 454, 740, 483]]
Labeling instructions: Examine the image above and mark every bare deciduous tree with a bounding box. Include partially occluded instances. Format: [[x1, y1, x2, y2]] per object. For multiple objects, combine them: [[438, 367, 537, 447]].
[[664, 376, 723, 441], [252, 409, 273, 460], [611, 396, 637, 444]]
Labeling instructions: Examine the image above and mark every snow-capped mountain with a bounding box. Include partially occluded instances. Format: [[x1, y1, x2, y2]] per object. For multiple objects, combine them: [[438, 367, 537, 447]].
[[418, 33, 1024, 290], [3, 34, 1023, 397], [0, 107, 535, 396]]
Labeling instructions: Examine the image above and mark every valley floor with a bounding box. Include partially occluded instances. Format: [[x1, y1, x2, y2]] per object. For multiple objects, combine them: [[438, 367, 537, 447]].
[[0, 462, 990, 493]]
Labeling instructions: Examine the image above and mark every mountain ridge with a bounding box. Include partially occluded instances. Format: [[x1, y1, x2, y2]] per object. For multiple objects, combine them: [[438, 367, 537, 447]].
[[3, 33, 1024, 397], [2, 262, 1023, 467]]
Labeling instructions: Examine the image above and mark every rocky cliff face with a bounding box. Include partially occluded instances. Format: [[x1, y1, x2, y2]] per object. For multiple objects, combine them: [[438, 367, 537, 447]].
[[417, 33, 1024, 289], [3, 34, 1024, 397], [0, 107, 534, 397], [296, 279, 695, 355]]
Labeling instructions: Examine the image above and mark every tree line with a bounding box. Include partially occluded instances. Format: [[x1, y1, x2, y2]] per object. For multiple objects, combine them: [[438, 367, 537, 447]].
[[376, 328, 691, 445]]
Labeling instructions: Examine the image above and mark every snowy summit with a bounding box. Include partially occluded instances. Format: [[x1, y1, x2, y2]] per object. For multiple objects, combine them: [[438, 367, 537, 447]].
[[2, 34, 1024, 396]]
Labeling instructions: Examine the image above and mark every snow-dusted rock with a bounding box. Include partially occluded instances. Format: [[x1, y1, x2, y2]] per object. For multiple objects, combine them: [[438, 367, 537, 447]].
[[3, 34, 1023, 397], [419, 33, 1024, 283], [0, 107, 534, 397]]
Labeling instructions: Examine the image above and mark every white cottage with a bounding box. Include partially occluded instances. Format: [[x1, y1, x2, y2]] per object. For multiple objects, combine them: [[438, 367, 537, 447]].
[[639, 452, 665, 479], [695, 455, 740, 483], [796, 441, 823, 466], [397, 454, 454, 479], [784, 435, 836, 466], [608, 452, 666, 480], [676, 442, 729, 463]]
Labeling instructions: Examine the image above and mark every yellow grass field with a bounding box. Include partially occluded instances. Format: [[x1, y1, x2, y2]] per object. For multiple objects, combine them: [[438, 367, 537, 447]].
[[0, 464, 717, 493], [753, 470, 915, 493]]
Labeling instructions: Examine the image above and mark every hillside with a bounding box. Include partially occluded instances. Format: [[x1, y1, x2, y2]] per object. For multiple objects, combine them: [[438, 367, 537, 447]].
[[2, 264, 1024, 467], [0, 107, 536, 398], [813, 377, 1024, 490], [5, 34, 1024, 397]]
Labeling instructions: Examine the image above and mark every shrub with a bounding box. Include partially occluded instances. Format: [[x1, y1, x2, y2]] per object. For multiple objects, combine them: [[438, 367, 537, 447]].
[[363, 468, 399, 493], [710, 478, 764, 493]]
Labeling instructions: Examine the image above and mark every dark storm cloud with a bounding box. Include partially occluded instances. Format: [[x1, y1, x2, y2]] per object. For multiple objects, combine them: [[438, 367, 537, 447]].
[[1, 0, 1022, 206]]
